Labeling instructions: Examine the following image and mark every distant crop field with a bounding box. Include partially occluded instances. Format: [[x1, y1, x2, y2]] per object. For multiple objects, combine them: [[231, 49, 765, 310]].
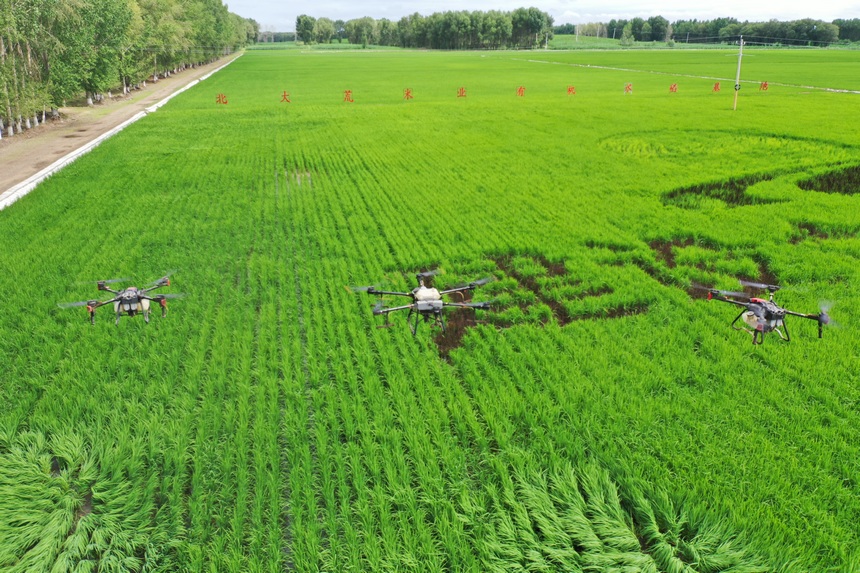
[[1, 48, 858, 572]]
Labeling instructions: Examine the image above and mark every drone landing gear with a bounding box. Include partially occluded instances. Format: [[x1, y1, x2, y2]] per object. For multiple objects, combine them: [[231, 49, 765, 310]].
[[731, 311, 790, 344], [731, 311, 761, 344], [406, 309, 445, 335]]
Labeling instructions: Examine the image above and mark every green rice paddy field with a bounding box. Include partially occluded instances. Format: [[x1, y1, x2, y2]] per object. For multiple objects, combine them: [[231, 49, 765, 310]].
[[1, 47, 859, 572]]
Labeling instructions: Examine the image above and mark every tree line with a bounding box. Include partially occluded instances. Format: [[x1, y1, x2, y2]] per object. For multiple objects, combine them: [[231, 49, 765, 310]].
[[296, 11, 859, 49], [1, 0, 259, 138], [618, 17, 843, 45], [561, 16, 856, 46], [296, 8, 554, 50]]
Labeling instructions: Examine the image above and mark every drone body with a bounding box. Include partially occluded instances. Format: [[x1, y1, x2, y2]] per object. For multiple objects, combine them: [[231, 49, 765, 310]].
[[112, 286, 152, 319], [59, 275, 184, 325], [701, 280, 830, 344], [354, 271, 493, 334]]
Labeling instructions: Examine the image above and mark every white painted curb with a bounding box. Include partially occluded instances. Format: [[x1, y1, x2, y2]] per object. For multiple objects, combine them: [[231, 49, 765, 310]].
[[0, 54, 241, 211]]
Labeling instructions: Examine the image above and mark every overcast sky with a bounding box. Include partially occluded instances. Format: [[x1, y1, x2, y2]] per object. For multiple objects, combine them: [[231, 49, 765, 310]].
[[225, 0, 860, 32]]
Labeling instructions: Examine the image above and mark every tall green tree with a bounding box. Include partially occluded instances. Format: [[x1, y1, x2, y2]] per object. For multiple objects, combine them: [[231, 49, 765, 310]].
[[833, 18, 860, 41], [511, 7, 552, 48], [344, 17, 376, 46], [313, 17, 335, 43], [647, 16, 669, 41], [295, 14, 315, 43]]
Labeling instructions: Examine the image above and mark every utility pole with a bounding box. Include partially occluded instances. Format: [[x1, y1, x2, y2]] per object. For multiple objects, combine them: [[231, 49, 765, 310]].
[[733, 35, 744, 111]]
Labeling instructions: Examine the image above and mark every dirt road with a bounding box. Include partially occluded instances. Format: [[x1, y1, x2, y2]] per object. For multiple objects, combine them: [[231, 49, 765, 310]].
[[0, 53, 241, 197]]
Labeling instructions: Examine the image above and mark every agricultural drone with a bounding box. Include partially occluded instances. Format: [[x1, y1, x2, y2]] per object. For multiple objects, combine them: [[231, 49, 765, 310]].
[[696, 279, 831, 344], [59, 274, 184, 325], [352, 270, 493, 334]]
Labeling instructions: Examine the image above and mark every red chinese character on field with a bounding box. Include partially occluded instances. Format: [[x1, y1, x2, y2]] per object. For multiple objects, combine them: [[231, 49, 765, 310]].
[[516, 86, 525, 97], [343, 90, 354, 102], [624, 83, 633, 94], [759, 81, 769, 91], [457, 87, 467, 98], [216, 93, 228, 104], [669, 83, 678, 93], [403, 88, 413, 100], [712, 82, 721, 92], [281, 91, 291, 103], [567, 85, 576, 95]]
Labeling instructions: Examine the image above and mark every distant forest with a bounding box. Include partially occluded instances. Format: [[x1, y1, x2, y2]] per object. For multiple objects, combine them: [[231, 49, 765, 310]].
[[287, 11, 860, 49]]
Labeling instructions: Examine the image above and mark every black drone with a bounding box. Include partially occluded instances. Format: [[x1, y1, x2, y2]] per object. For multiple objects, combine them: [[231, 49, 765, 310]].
[[696, 279, 831, 344], [59, 274, 184, 325], [353, 270, 493, 334]]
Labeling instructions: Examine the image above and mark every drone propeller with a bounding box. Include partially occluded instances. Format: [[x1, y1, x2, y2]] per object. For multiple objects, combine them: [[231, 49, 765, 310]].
[[417, 269, 439, 279], [58, 299, 99, 309], [812, 301, 838, 338], [469, 276, 495, 288], [154, 293, 187, 299], [818, 301, 839, 327], [739, 279, 781, 292], [691, 283, 748, 300], [348, 284, 380, 293], [445, 300, 494, 310], [147, 272, 176, 287], [713, 289, 750, 299], [76, 277, 130, 286]]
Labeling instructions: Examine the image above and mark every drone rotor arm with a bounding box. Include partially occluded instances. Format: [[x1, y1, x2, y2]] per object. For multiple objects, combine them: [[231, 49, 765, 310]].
[[438, 285, 474, 296], [366, 289, 413, 298], [93, 297, 119, 309], [443, 301, 492, 310], [143, 293, 186, 301], [783, 308, 830, 338], [439, 276, 495, 296], [710, 295, 750, 308], [373, 303, 416, 315], [782, 309, 818, 320]]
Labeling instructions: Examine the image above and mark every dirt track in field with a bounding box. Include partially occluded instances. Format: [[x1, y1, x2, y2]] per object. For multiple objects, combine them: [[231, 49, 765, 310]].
[[0, 53, 241, 196]]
